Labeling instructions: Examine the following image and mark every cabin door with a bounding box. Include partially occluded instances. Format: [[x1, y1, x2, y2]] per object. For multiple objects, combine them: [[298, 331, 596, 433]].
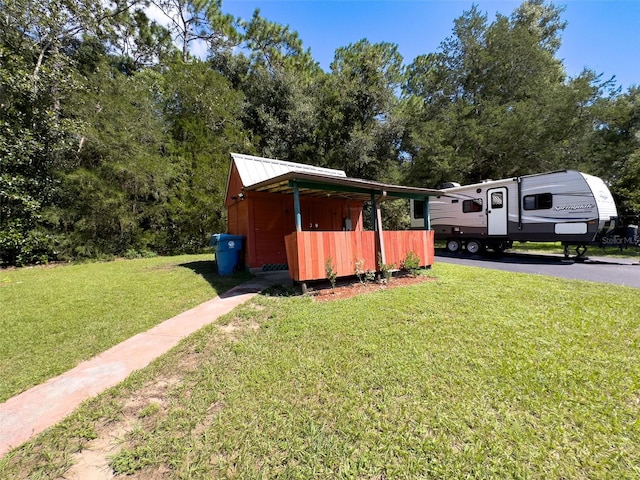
[[487, 187, 508, 236]]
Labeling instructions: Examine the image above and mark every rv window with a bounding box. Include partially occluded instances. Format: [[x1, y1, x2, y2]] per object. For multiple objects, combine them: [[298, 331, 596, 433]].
[[413, 200, 424, 219], [463, 199, 483, 213], [523, 193, 553, 210], [491, 192, 504, 209]]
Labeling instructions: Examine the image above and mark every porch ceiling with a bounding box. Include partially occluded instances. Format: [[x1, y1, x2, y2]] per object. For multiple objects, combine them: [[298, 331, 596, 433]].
[[243, 171, 442, 201]]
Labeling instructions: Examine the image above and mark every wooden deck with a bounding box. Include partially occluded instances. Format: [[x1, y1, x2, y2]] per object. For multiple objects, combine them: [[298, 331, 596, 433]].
[[285, 230, 435, 282]]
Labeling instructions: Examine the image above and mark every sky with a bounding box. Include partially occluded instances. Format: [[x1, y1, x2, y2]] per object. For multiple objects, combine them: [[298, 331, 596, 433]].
[[220, 0, 640, 91]]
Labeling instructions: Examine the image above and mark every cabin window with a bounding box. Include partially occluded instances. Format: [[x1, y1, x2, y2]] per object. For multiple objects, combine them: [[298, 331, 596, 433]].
[[413, 200, 424, 219], [463, 199, 483, 213], [523, 193, 553, 210], [491, 192, 504, 209]]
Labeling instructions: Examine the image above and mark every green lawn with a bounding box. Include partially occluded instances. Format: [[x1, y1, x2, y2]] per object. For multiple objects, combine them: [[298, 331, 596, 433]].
[[2, 262, 638, 478], [0, 254, 250, 402], [435, 239, 640, 258]]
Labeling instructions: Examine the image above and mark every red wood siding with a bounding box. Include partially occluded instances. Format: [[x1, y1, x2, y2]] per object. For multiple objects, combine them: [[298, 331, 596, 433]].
[[285, 230, 434, 282], [229, 190, 364, 269], [225, 163, 244, 208], [227, 197, 249, 237], [226, 160, 371, 270], [382, 230, 435, 268], [252, 193, 290, 266]]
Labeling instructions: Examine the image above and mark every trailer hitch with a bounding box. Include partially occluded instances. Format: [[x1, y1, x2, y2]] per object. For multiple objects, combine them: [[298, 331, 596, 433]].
[[564, 244, 588, 260]]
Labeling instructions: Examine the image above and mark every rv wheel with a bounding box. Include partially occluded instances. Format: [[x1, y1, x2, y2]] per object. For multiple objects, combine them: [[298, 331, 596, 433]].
[[465, 239, 482, 254], [446, 239, 461, 253]]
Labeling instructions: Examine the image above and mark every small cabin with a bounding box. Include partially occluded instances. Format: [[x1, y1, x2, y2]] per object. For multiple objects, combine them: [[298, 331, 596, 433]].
[[225, 153, 441, 282]]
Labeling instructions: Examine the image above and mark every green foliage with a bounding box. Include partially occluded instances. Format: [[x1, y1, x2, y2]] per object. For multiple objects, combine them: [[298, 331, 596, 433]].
[[0, 2, 82, 265], [162, 60, 247, 251], [110, 445, 154, 475], [325, 257, 337, 289], [401, 251, 421, 276], [319, 39, 405, 180], [354, 258, 365, 284], [2, 0, 638, 266], [355, 258, 376, 285], [380, 198, 410, 230], [150, 0, 238, 62], [583, 86, 640, 218], [401, 1, 607, 187], [377, 252, 395, 283], [59, 65, 175, 258]]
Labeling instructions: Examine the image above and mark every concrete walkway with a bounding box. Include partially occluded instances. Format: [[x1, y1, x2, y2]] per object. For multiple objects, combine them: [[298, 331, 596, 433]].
[[0, 271, 291, 458]]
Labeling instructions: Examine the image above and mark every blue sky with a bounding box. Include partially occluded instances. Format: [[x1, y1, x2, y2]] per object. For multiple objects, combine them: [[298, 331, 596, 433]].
[[222, 0, 639, 91]]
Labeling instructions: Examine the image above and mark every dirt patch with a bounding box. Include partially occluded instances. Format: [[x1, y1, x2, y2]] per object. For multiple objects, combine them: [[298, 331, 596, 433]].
[[66, 420, 134, 480], [309, 274, 437, 302], [62, 318, 262, 479]]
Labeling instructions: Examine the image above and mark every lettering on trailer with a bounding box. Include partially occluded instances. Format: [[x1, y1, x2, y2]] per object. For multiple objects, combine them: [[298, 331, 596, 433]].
[[553, 203, 595, 211], [601, 235, 639, 246]]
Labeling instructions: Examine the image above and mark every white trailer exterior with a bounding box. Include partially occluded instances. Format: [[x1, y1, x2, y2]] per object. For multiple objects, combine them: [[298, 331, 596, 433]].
[[410, 170, 618, 255]]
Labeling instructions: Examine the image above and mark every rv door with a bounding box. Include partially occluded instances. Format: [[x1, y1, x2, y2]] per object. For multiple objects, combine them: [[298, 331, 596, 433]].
[[487, 187, 508, 236]]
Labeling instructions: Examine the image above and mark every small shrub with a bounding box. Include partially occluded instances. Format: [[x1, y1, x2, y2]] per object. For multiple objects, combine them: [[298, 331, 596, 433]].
[[377, 253, 395, 284], [124, 249, 141, 259], [354, 258, 366, 284], [355, 258, 376, 284], [325, 257, 337, 289], [402, 251, 421, 277]]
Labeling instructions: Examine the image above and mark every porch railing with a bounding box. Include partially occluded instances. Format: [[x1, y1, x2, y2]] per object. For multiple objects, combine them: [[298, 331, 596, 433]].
[[284, 230, 434, 282]]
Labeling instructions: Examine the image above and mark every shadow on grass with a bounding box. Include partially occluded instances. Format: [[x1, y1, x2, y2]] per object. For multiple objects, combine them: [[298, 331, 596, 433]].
[[179, 261, 297, 299], [178, 260, 254, 295], [435, 249, 575, 265]]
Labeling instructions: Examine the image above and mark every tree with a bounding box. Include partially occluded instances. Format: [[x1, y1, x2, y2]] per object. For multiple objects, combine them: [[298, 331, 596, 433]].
[[0, 0, 107, 264], [148, 0, 237, 62], [317, 39, 405, 180], [57, 59, 175, 257], [585, 87, 640, 219], [106, 5, 177, 73], [162, 60, 248, 250], [401, 1, 603, 188], [228, 9, 322, 163]]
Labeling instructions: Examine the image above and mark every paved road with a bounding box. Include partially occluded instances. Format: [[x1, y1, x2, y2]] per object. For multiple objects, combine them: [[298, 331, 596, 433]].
[[435, 250, 640, 289]]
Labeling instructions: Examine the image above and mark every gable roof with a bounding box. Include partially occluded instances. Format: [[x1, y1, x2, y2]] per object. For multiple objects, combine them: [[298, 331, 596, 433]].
[[230, 153, 346, 188], [244, 170, 443, 201]]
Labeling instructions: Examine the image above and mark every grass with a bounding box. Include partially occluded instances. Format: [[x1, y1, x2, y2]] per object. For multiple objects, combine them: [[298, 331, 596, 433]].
[[509, 242, 640, 258], [0, 254, 251, 402], [435, 239, 640, 258], [511, 241, 640, 258], [2, 262, 639, 478]]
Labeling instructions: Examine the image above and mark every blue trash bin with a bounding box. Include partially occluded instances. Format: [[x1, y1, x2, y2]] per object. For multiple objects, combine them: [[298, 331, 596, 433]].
[[210, 234, 245, 275]]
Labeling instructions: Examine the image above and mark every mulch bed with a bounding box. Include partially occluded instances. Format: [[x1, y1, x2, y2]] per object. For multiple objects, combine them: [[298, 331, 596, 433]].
[[307, 273, 437, 302]]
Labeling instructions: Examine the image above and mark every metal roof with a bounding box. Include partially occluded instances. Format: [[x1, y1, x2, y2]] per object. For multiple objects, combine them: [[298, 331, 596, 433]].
[[243, 170, 443, 201], [230, 152, 346, 187]]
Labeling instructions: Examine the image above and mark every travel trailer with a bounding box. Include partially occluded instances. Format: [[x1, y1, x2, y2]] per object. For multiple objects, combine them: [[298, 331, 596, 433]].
[[410, 170, 618, 257]]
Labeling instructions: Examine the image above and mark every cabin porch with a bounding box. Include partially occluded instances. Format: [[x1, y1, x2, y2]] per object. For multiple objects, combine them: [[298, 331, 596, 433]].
[[225, 153, 442, 281], [285, 229, 435, 282]]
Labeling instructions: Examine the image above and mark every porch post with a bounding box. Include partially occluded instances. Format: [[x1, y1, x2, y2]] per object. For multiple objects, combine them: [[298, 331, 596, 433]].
[[293, 181, 302, 232], [424, 197, 431, 230], [370, 192, 377, 231], [374, 194, 386, 267]]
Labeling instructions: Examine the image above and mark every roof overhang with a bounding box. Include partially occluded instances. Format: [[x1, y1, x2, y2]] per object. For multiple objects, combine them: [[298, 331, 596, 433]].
[[242, 171, 442, 202]]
